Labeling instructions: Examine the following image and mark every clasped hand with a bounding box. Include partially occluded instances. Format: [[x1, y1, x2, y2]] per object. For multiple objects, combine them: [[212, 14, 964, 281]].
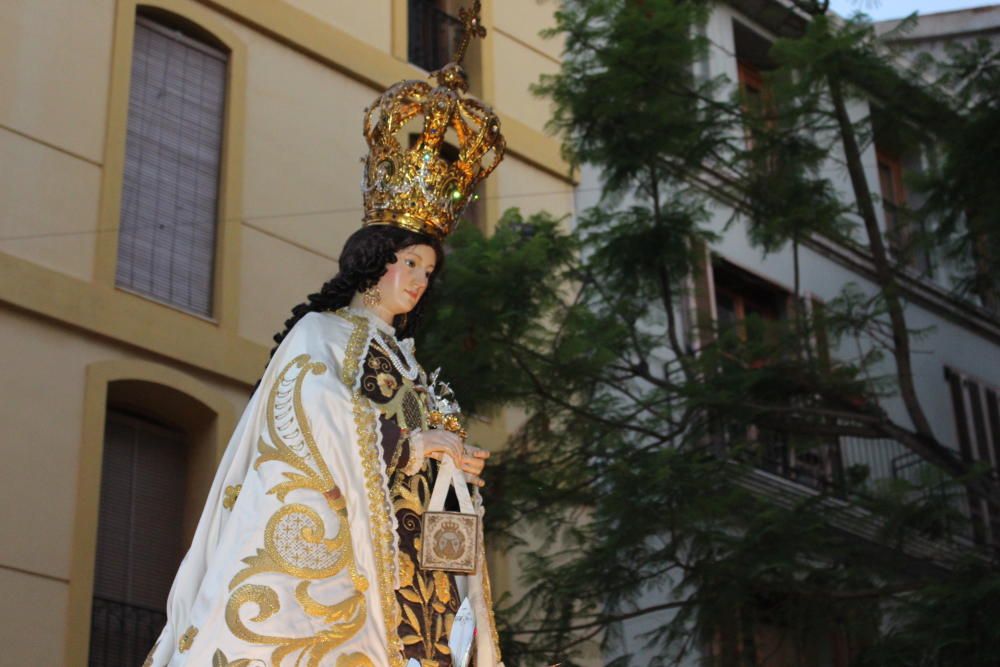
[[411, 429, 489, 488]]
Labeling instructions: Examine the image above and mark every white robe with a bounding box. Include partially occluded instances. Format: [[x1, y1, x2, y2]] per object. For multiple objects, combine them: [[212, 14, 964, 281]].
[[146, 309, 502, 667]]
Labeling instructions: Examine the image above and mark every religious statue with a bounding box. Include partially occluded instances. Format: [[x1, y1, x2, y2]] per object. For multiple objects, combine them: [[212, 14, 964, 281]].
[[145, 3, 506, 664]]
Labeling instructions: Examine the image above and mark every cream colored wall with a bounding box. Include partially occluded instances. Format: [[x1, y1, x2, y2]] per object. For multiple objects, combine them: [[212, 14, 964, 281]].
[[286, 0, 393, 53], [492, 31, 560, 136], [494, 154, 574, 220], [0, 0, 111, 281], [0, 128, 100, 280], [491, 0, 562, 136], [0, 569, 67, 666], [493, 0, 565, 62], [233, 22, 379, 343], [0, 0, 114, 162]]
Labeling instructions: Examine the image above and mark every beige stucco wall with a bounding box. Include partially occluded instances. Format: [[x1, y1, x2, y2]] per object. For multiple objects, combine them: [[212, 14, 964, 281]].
[[0, 129, 100, 280], [0, 0, 114, 163], [285, 0, 394, 53], [0, 0, 573, 662]]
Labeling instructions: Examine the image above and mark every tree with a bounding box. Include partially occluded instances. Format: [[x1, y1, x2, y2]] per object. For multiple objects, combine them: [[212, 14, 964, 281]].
[[418, 2, 1000, 665]]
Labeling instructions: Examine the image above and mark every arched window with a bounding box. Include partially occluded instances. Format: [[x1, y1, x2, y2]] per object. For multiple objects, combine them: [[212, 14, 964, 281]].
[[115, 10, 229, 316], [89, 411, 188, 666], [86, 375, 222, 665]]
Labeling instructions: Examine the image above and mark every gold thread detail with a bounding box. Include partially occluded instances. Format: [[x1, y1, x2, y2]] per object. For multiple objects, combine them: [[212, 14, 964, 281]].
[[178, 625, 198, 653], [225, 354, 370, 664], [352, 392, 406, 667], [223, 484, 242, 510], [480, 548, 502, 659]]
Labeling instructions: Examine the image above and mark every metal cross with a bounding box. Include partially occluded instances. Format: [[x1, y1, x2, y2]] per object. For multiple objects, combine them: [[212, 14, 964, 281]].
[[451, 0, 487, 65]]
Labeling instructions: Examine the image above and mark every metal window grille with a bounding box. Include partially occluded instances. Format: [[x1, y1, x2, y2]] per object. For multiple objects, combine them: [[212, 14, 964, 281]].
[[408, 0, 463, 71], [89, 411, 187, 665], [116, 17, 227, 317]]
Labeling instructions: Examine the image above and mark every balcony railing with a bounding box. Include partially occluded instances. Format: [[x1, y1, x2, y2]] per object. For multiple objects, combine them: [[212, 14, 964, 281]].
[[408, 0, 463, 72], [740, 426, 983, 546], [89, 596, 165, 667]]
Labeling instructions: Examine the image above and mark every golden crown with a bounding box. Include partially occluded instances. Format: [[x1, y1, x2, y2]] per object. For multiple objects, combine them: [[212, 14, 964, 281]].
[[361, 1, 505, 240]]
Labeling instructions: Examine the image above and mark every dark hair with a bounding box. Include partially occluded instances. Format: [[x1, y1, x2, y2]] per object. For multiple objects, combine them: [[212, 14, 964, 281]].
[[265, 224, 444, 366]]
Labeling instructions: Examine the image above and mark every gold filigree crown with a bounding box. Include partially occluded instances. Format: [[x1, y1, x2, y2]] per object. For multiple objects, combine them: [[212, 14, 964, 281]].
[[361, 1, 505, 240]]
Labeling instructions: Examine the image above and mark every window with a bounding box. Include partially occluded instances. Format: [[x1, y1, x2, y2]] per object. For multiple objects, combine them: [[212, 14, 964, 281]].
[[945, 366, 1000, 546], [408, 0, 463, 71], [116, 14, 228, 317], [713, 259, 788, 342], [712, 260, 842, 491], [709, 599, 856, 667], [876, 147, 907, 253], [733, 21, 776, 151], [89, 411, 188, 666], [872, 113, 933, 276]]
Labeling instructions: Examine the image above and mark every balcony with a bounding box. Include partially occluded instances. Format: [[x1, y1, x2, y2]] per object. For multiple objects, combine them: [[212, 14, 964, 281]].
[[408, 0, 463, 72], [732, 425, 984, 556], [89, 597, 165, 667]]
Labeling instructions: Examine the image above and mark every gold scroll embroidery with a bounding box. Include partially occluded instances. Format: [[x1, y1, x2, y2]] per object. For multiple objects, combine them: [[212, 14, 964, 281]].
[[212, 648, 267, 667], [225, 354, 368, 665], [337, 653, 376, 667]]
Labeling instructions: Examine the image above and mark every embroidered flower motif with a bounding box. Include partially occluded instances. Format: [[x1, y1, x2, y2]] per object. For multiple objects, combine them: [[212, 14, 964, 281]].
[[376, 372, 398, 397], [222, 484, 242, 511]]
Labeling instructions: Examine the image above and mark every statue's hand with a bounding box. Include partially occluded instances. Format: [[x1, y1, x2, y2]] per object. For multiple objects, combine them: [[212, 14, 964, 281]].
[[459, 444, 489, 488], [414, 429, 465, 468]]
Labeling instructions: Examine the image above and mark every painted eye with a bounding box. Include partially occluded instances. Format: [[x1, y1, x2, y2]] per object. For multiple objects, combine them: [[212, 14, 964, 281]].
[[405, 259, 416, 268]]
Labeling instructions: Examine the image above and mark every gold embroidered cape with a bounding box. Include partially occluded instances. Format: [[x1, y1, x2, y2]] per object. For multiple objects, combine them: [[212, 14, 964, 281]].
[[147, 310, 502, 666]]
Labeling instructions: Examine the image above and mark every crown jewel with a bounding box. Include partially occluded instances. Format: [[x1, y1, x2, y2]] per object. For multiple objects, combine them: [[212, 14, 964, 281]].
[[362, 1, 505, 240]]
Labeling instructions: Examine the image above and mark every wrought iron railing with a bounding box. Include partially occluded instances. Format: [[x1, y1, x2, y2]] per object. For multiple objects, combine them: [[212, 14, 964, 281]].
[[408, 0, 463, 71], [89, 596, 165, 667], [741, 425, 983, 545]]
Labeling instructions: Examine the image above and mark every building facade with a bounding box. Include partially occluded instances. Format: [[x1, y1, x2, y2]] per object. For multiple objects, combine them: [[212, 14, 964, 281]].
[[0, 1, 573, 664], [570, 2, 1000, 665]]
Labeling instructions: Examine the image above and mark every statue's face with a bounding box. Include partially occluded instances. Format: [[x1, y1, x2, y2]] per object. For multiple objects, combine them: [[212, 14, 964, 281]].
[[377, 244, 437, 316]]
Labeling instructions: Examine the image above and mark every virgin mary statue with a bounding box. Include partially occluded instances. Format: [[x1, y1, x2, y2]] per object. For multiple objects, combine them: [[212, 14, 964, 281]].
[[144, 5, 506, 665]]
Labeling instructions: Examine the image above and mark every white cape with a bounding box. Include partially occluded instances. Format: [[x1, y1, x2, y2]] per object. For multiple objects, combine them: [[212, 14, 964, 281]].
[[146, 310, 502, 667]]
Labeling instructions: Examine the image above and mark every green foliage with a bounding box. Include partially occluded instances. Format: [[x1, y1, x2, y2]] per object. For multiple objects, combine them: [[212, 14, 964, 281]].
[[418, 1, 1000, 665]]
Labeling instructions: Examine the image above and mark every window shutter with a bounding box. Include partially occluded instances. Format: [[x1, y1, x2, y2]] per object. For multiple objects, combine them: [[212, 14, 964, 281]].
[[90, 411, 187, 665], [945, 367, 1000, 545], [116, 17, 227, 317]]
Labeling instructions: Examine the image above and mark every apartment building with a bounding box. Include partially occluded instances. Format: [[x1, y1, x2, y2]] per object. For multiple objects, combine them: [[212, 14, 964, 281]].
[[0, 1, 573, 664], [569, 2, 1000, 664]]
